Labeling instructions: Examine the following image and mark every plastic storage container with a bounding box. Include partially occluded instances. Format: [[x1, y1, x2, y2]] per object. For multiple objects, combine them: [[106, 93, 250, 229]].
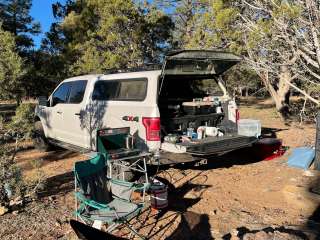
[[238, 119, 261, 137]]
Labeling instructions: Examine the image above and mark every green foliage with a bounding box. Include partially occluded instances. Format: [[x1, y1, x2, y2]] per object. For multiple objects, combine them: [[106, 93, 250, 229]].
[[69, 0, 171, 74], [181, 0, 240, 51], [0, 146, 24, 203], [41, 0, 173, 76], [23, 50, 65, 97], [7, 102, 35, 139], [0, 0, 40, 51], [0, 26, 25, 102], [272, 2, 302, 19], [0, 0, 48, 102], [224, 64, 261, 95], [166, 0, 259, 93], [0, 102, 42, 204], [29, 158, 46, 194]]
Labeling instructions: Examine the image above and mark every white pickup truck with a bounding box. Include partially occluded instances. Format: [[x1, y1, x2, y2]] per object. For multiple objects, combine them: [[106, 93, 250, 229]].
[[34, 50, 257, 165]]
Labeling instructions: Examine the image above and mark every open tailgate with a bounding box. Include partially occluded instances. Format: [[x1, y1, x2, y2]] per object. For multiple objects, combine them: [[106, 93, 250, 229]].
[[178, 135, 258, 156], [163, 50, 242, 77]]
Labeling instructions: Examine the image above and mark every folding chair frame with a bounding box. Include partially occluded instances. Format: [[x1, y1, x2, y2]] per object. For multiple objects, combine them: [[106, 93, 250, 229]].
[[74, 154, 150, 239], [107, 153, 150, 202]]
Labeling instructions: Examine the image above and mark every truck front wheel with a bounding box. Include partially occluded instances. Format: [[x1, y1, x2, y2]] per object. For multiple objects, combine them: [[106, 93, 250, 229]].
[[33, 121, 52, 152]]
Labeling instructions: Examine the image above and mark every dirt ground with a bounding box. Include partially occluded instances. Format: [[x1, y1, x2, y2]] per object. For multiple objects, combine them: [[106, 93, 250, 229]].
[[1, 98, 320, 240]]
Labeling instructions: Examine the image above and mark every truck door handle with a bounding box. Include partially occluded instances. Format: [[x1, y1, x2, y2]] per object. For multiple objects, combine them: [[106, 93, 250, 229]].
[[57, 111, 62, 114], [75, 113, 81, 116]]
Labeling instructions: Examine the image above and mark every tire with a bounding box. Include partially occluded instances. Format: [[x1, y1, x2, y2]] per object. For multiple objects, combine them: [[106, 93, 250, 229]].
[[33, 121, 52, 152]]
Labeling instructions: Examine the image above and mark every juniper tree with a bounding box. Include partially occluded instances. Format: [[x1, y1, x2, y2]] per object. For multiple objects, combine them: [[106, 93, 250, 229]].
[[0, 25, 24, 103], [0, 0, 40, 52], [42, 0, 173, 76]]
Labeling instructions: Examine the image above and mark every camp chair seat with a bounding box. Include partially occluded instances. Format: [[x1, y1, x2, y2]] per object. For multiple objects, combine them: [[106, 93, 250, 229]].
[[89, 199, 139, 221]]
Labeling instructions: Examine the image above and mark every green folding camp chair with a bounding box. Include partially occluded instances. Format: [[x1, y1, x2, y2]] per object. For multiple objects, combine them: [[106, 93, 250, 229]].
[[74, 154, 149, 239]]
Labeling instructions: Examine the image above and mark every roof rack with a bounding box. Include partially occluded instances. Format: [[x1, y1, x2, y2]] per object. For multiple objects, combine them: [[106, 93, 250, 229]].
[[105, 64, 162, 74]]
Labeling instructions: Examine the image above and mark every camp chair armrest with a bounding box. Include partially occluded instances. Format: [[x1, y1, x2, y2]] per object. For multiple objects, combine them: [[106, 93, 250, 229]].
[[75, 192, 115, 210], [110, 178, 135, 187], [110, 179, 150, 188]]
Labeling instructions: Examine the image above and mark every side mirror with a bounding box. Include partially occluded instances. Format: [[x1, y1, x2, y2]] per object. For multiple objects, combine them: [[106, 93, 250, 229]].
[[38, 96, 49, 107]]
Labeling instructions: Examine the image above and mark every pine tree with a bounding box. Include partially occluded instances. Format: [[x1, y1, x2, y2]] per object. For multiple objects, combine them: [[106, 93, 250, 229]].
[[0, 25, 24, 102], [42, 0, 173, 75], [154, 0, 208, 49], [0, 0, 40, 52]]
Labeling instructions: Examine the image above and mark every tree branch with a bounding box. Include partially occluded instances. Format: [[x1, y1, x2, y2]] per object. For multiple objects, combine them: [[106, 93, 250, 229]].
[[285, 79, 320, 105]]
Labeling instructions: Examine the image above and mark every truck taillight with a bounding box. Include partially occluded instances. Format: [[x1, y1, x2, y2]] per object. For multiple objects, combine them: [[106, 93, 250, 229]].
[[142, 117, 160, 141], [236, 109, 240, 124]]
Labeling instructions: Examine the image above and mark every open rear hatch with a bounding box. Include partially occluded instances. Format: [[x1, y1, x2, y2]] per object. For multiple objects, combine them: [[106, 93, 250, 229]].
[[162, 50, 242, 78], [159, 50, 258, 160]]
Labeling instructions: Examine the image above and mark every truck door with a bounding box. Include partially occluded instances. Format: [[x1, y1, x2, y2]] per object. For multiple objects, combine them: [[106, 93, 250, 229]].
[[47, 82, 72, 140], [56, 80, 90, 149]]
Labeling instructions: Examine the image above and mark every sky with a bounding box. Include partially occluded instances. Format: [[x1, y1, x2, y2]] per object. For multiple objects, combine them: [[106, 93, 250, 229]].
[[30, 0, 66, 48]]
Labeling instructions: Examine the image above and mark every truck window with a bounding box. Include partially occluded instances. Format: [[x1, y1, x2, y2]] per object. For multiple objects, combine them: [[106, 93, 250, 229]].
[[201, 79, 224, 96], [159, 78, 223, 99], [117, 80, 146, 100], [92, 79, 147, 101], [68, 80, 87, 103], [52, 82, 71, 106], [92, 81, 119, 100]]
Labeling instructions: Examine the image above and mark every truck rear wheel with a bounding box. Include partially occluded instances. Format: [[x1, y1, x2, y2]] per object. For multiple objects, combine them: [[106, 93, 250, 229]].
[[33, 121, 52, 152]]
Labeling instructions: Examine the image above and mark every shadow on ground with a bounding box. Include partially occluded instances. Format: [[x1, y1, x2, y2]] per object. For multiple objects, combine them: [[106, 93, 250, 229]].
[[38, 171, 74, 198], [306, 175, 320, 240], [42, 149, 79, 162], [17, 148, 79, 172], [166, 211, 211, 240], [127, 171, 213, 240], [222, 226, 309, 240]]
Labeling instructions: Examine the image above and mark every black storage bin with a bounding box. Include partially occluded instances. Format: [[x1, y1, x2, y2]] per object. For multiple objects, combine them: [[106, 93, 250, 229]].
[[201, 105, 215, 114], [182, 102, 215, 115], [183, 105, 201, 115]]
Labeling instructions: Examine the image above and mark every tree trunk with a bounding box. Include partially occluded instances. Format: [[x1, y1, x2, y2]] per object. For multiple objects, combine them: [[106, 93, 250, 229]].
[[274, 65, 291, 120], [260, 67, 291, 121], [245, 87, 249, 97], [239, 86, 243, 97]]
